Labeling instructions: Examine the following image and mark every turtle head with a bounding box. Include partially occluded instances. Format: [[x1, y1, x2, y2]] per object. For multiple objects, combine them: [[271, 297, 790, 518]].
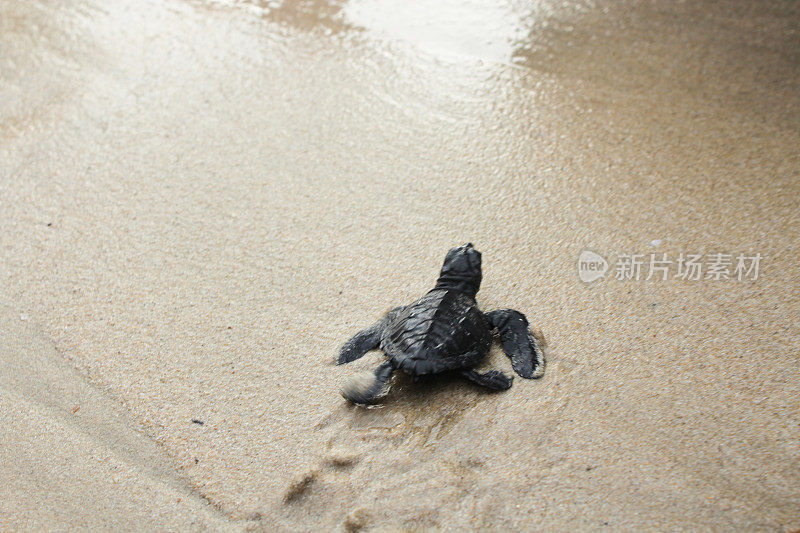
[[435, 243, 482, 297]]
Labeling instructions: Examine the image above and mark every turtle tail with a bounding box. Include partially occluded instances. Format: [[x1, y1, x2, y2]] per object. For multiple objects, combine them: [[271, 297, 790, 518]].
[[341, 361, 395, 405]]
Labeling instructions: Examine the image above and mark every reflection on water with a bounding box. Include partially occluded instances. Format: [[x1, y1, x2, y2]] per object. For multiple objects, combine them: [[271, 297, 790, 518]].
[[198, 0, 549, 67], [344, 0, 527, 64], [197, 0, 348, 32], [187, 0, 566, 131]]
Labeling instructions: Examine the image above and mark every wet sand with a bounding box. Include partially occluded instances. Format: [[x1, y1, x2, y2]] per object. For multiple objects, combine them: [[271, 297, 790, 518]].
[[1, 0, 798, 530]]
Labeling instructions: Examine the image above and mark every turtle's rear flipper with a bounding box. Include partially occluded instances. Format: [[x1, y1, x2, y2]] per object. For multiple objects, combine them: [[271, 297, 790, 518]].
[[341, 361, 395, 404], [461, 369, 512, 390], [338, 307, 404, 364], [485, 309, 545, 379]]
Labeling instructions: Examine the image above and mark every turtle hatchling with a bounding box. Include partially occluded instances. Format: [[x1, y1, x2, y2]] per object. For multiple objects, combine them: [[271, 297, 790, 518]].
[[338, 243, 544, 404]]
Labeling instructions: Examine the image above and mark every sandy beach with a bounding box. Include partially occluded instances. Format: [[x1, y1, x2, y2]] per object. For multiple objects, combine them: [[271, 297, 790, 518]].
[[1, 0, 798, 530]]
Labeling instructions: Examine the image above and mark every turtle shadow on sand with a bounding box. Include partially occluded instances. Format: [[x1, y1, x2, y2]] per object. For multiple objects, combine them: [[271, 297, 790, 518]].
[[319, 370, 496, 449]]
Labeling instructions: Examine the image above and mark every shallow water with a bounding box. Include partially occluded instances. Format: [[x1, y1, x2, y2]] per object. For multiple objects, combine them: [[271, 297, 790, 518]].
[[1, 0, 799, 530]]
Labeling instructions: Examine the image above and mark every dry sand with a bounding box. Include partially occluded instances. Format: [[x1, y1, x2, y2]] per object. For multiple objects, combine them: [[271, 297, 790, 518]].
[[0, 306, 231, 530], [1, 0, 799, 530]]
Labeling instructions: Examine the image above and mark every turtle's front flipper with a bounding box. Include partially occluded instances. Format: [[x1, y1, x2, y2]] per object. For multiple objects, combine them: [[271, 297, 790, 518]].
[[461, 369, 513, 391], [485, 309, 545, 379], [341, 361, 395, 404], [338, 307, 404, 364]]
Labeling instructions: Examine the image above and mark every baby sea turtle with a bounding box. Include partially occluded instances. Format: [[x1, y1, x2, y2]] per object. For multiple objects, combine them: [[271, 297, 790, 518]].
[[338, 243, 544, 404]]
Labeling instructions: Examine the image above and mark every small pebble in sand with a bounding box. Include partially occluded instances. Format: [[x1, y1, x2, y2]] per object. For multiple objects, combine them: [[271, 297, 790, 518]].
[[191, 419, 204, 425], [343, 508, 369, 532], [283, 469, 318, 503]]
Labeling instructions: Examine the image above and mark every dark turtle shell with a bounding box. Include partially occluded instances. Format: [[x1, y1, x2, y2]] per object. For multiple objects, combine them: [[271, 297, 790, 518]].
[[380, 289, 492, 375]]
